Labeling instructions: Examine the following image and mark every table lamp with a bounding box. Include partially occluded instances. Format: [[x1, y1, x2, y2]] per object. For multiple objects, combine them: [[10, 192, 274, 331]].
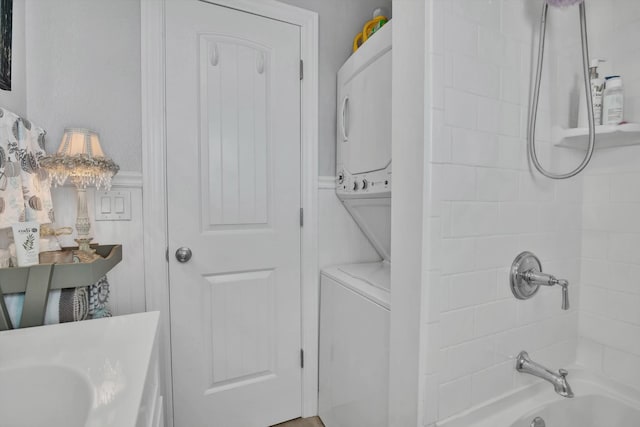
[[40, 128, 119, 252]]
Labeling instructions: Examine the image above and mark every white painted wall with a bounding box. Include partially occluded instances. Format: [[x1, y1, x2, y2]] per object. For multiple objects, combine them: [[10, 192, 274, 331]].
[[318, 178, 379, 269], [0, 0, 26, 116], [278, 0, 392, 176], [24, 0, 142, 172]]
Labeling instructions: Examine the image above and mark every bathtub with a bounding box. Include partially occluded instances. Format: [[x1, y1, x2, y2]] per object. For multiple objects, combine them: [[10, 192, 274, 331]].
[[437, 369, 640, 427]]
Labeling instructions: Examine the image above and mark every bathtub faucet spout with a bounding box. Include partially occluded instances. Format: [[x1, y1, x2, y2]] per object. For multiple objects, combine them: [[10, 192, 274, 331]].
[[515, 351, 574, 398]]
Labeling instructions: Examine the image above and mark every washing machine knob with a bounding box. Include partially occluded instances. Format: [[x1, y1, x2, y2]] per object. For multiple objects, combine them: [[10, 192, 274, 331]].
[[353, 180, 359, 191], [337, 172, 344, 185], [362, 179, 368, 190]]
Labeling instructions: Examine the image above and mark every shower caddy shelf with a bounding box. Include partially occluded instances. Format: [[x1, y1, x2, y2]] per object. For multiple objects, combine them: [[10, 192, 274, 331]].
[[0, 244, 122, 330], [554, 123, 640, 150]]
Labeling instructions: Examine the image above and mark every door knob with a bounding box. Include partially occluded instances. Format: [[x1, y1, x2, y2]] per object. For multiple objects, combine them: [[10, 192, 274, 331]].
[[175, 247, 192, 263]]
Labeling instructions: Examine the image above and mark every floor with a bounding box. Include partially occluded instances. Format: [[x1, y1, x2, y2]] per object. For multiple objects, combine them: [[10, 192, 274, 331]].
[[272, 416, 325, 427]]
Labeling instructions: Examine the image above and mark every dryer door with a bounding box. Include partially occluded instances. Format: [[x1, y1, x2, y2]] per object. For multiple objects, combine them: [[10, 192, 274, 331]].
[[337, 41, 392, 175]]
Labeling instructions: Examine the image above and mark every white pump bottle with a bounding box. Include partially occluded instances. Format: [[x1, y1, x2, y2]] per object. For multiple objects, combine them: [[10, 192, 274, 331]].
[[578, 59, 605, 128]]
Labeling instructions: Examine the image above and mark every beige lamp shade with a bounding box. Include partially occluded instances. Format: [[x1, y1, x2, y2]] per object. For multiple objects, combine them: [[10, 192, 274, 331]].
[[57, 128, 106, 158], [40, 128, 119, 190]]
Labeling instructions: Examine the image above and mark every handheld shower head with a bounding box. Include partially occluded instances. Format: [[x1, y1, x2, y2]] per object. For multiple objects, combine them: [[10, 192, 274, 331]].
[[546, 0, 584, 7]]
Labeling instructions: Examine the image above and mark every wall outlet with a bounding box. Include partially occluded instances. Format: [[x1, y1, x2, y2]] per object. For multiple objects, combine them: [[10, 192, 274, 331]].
[[95, 190, 132, 221]]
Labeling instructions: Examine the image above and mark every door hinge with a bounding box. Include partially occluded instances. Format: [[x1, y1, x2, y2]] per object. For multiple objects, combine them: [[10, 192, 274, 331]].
[[300, 348, 304, 369], [299, 208, 304, 227], [299, 59, 303, 80], [165, 247, 169, 263]]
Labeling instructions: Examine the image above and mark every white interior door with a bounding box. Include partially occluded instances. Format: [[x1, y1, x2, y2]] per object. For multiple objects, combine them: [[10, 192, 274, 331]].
[[165, 1, 302, 426]]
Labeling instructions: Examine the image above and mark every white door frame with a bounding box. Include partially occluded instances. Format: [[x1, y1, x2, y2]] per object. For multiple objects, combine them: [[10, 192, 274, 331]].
[[140, 1, 319, 425]]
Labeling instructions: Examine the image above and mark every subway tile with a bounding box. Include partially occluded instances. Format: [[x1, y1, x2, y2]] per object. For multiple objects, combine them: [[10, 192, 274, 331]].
[[499, 102, 521, 137], [533, 340, 577, 373], [495, 268, 513, 300], [583, 174, 611, 203], [441, 238, 476, 275], [475, 235, 520, 270], [450, 202, 499, 237], [579, 313, 640, 355], [477, 168, 519, 201], [476, 97, 501, 134], [477, 27, 507, 67], [432, 164, 477, 201], [547, 202, 582, 232], [519, 172, 555, 202], [497, 136, 526, 171], [494, 324, 540, 362], [581, 231, 609, 259], [498, 203, 538, 235], [610, 173, 640, 202], [516, 291, 558, 326], [580, 285, 608, 316], [450, 128, 500, 167], [452, 55, 499, 99], [439, 376, 472, 420], [606, 290, 640, 325], [603, 347, 640, 389], [445, 89, 477, 129], [444, 12, 477, 57], [441, 338, 495, 382], [500, 66, 521, 105], [474, 299, 517, 337], [450, 0, 500, 29], [471, 362, 513, 406], [608, 232, 640, 264], [576, 337, 604, 372], [555, 178, 583, 203], [448, 270, 497, 310], [440, 308, 474, 347], [607, 262, 640, 294], [580, 258, 612, 287]]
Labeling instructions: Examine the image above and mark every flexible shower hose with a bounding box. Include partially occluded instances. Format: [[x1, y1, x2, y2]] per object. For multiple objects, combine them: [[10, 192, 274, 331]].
[[528, 1, 595, 179]]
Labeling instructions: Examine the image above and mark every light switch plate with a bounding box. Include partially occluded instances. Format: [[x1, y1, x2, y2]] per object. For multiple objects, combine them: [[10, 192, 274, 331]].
[[95, 190, 132, 221]]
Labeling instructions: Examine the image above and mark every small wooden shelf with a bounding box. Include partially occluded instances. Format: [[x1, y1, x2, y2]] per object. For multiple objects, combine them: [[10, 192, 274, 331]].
[[0, 245, 122, 330], [554, 123, 640, 150]]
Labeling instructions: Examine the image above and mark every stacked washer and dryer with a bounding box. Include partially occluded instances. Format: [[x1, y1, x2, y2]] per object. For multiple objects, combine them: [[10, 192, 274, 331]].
[[319, 21, 392, 427]]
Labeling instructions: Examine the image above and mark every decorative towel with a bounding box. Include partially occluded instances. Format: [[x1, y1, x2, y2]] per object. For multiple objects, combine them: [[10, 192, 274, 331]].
[[3, 275, 111, 328], [0, 108, 55, 229]]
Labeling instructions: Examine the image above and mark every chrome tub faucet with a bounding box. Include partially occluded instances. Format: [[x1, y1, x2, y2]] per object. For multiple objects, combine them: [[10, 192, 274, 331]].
[[515, 351, 574, 398]]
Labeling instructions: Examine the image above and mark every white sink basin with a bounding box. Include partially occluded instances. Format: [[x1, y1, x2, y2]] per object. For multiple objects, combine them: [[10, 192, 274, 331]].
[[0, 365, 93, 427], [0, 312, 160, 427]]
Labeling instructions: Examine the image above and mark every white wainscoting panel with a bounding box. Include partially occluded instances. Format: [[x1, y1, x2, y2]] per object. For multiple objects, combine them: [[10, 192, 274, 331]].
[[50, 171, 146, 316]]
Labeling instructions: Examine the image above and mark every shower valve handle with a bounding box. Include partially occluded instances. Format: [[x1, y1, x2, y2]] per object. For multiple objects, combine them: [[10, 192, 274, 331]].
[[510, 252, 570, 311], [522, 270, 570, 311]]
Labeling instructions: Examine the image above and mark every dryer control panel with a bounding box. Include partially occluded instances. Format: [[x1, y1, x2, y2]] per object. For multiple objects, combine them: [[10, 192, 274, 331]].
[[336, 167, 391, 197]]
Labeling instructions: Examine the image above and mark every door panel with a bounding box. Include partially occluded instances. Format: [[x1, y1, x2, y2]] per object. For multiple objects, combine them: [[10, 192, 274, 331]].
[[199, 35, 270, 228], [166, 1, 302, 426]]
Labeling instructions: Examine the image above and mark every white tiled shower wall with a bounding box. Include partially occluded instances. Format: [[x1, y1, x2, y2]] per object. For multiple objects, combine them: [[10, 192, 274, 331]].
[[572, 0, 640, 392], [423, 0, 586, 424], [422, 0, 640, 424]]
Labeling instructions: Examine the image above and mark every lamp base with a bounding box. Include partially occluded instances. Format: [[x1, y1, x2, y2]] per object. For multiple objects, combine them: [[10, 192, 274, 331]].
[[75, 237, 94, 253]]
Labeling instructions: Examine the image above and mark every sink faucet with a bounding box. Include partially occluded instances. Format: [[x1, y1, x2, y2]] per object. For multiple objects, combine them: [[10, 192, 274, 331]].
[[515, 351, 574, 398]]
